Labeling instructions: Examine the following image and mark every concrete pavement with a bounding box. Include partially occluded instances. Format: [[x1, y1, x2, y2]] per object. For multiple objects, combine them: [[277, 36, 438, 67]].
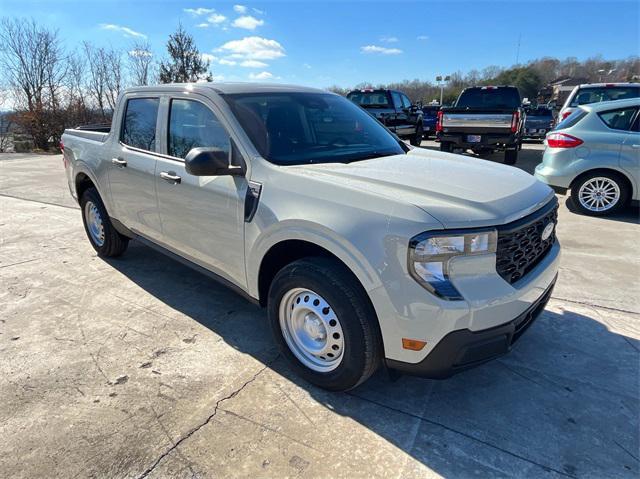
[[0, 150, 638, 478]]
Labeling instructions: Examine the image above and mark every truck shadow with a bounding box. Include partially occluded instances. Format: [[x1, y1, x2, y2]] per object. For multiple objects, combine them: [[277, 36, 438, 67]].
[[105, 243, 639, 478]]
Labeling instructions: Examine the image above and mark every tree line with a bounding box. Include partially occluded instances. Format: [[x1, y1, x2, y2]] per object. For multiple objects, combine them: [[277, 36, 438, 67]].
[[0, 19, 210, 151], [0, 16, 638, 152]]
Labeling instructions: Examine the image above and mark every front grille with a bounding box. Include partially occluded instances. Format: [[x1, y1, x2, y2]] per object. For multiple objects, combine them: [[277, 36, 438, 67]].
[[496, 199, 558, 284]]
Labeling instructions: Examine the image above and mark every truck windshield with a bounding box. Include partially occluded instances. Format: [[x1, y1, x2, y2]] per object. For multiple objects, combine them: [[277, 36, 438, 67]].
[[223, 92, 405, 166], [456, 88, 521, 109], [569, 86, 640, 107], [346, 91, 390, 107]]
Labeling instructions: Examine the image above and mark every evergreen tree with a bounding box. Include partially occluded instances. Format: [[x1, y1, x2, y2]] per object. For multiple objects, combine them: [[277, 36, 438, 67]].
[[159, 25, 211, 83]]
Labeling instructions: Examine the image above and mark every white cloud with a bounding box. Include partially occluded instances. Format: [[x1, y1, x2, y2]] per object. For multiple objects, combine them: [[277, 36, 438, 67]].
[[417, 35, 429, 40], [252, 7, 264, 14], [200, 53, 218, 63], [233, 4, 247, 13], [219, 58, 237, 66], [360, 45, 403, 55], [208, 13, 227, 24], [303, 63, 311, 69], [240, 60, 269, 68], [100, 23, 147, 39], [218, 36, 285, 60], [380, 36, 399, 43], [249, 71, 274, 80], [129, 49, 153, 58], [184, 7, 215, 16], [196, 23, 210, 28], [232, 15, 264, 30]]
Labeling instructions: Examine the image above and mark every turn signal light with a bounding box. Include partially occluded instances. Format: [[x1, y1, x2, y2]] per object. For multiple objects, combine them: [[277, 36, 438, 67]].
[[436, 111, 443, 132], [510, 111, 520, 133], [546, 132, 583, 148], [402, 338, 427, 351]]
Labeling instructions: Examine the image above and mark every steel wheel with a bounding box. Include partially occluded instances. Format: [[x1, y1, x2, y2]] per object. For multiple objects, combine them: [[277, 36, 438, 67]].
[[578, 176, 620, 213], [279, 288, 345, 372], [84, 200, 105, 246]]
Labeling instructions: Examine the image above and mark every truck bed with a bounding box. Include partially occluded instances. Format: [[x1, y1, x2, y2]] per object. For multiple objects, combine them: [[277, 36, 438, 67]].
[[63, 124, 111, 143]]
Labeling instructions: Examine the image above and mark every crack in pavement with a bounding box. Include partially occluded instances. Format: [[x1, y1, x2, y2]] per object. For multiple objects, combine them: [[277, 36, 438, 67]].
[[347, 392, 577, 479], [551, 295, 640, 316], [136, 356, 279, 479]]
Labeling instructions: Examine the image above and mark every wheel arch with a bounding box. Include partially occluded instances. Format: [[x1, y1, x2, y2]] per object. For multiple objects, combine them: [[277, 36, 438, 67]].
[[570, 167, 634, 201]]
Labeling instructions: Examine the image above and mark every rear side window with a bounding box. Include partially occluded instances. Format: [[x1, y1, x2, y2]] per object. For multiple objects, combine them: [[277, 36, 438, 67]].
[[168, 99, 230, 159], [570, 86, 640, 107], [554, 108, 588, 130], [391, 92, 403, 109], [598, 107, 638, 131], [121, 98, 159, 151]]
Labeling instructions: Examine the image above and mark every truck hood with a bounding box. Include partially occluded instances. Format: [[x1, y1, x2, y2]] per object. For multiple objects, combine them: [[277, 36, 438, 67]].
[[294, 148, 554, 229]]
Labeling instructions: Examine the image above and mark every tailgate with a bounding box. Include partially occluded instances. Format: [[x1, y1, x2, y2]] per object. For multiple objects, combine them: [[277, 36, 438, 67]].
[[441, 112, 513, 129]]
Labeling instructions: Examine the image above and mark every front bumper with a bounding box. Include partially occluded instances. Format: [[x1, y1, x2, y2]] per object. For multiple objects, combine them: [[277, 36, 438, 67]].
[[386, 275, 556, 378]]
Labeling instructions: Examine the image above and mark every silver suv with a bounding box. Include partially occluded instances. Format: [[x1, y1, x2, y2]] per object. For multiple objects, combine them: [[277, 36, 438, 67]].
[[536, 98, 639, 216], [62, 83, 560, 391]]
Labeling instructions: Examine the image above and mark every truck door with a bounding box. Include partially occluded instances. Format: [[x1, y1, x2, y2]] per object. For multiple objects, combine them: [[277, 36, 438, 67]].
[[108, 96, 163, 240], [154, 95, 247, 289]]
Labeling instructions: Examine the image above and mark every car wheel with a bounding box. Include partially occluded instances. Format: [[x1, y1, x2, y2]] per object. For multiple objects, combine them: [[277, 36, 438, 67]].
[[410, 124, 424, 146], [80, 187, 129, 257], [268, 257, 382, 391], [504, 147, 518, 165], [569, 172, 629, 216], [440, 141, 452, 153]]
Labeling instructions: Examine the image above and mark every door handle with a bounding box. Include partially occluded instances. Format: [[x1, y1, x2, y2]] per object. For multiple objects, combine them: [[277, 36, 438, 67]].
[[111, 157, 127, 167], [160, 171, 181, 183]]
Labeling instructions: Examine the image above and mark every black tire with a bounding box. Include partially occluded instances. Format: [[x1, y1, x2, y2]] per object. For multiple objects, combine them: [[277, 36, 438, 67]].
[[268, 257, 382, 391], [440, 141, 452, 153], [80, 187, 129, 257], [504, 147, 518, 165], [410, 123, 424, 146], [568, 171, 629, 217]]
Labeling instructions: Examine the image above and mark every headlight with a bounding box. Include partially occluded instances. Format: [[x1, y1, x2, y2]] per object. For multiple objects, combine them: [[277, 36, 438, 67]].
[[408, 230, 497, 300]]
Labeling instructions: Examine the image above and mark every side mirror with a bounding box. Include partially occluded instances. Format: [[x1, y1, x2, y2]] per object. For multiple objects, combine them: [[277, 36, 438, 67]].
[[185, 147, 243, 176]]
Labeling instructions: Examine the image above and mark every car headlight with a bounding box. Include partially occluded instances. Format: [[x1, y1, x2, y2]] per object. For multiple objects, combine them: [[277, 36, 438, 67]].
[[408, 230, 497, 300]]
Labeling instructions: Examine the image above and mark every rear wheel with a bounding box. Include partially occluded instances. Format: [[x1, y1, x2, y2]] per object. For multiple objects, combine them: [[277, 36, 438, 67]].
[[268, 257, 382, 391], [410, 123, 424, 146], [504, 147, 518, 165], [80, 187, 129, 257], [440, 141, 452, 153], [569, 171, 629, 216]]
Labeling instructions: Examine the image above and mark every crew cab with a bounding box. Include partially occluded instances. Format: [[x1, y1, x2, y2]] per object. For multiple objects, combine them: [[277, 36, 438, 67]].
[[62, 83, 560, 391], [436, 86, 525, 164], [346, 88, 424, 146]]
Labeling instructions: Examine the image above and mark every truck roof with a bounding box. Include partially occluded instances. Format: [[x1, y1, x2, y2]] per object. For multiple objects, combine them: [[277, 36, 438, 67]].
[[123, 82, 328, 95]]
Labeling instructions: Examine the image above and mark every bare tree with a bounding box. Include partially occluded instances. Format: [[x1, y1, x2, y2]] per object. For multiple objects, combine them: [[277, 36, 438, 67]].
[[0, 18, 66, 149], [83, 42, 124, 119], [128, 41, 155, 86]]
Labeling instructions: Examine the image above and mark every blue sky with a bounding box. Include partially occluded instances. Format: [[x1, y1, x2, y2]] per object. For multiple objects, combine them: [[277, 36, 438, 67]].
[[1, 0, 638, 87]]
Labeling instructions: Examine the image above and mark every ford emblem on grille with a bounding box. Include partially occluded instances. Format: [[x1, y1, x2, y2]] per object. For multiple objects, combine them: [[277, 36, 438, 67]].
[[541, 222, 555, 241]]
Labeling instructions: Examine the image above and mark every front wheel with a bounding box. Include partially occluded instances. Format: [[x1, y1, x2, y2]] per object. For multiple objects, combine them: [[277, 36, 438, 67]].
[[410, 124, 424, 146], [569, 172, 629, 216], [268, 258, 382, 391]]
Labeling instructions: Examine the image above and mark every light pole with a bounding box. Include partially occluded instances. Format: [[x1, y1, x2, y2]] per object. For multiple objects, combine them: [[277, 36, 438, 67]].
[[436, 75, 451, 105]]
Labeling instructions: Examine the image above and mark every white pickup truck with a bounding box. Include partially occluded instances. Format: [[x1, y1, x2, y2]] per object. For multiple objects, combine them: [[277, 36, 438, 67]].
[[61, 83, 560, 391]]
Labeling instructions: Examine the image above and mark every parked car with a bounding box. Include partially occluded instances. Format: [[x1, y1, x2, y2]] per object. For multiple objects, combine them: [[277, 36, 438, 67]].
[[436, 86, 525, 164], [62, 83, 560, 391], [346, 88, 424, 145], [536, 98, 639, 216], [557, 82, 640, 124], [524, 106, 554, 140], [420, 104, 440, 138]]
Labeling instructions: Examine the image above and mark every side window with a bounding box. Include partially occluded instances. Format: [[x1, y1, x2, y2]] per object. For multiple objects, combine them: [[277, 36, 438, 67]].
[[401, 94, 412, 109], [598, 107, 638, 131], [631, 114, 639, 133], [121, 98, 160, 151], [168, 99, 230, 159], [391, 92, 403, 109]]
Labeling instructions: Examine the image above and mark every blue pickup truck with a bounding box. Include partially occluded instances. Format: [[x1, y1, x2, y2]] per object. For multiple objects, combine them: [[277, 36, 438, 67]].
[[524, 106, 554, 140]]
